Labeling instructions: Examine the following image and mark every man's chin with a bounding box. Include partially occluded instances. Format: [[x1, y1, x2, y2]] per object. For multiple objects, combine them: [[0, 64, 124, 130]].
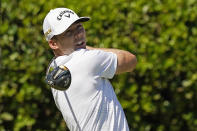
[[75, 44, 86, 50]]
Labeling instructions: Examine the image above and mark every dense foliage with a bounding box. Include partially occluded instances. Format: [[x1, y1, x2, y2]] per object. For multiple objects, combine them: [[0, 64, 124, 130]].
[[0, 0, 197, 130]]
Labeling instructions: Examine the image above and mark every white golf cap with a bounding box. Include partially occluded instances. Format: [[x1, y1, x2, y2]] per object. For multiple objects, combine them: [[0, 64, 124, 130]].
[[43, 8, 90, 41]]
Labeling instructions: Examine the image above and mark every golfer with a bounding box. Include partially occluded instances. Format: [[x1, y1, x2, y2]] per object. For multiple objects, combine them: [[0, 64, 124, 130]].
[[43, 7, 137, 131]]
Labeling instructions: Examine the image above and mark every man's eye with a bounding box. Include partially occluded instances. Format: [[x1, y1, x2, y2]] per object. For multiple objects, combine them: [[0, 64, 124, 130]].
[[78, 25, 82, 28], [77, 25, 83, 29], [65, 31, 72, 36]]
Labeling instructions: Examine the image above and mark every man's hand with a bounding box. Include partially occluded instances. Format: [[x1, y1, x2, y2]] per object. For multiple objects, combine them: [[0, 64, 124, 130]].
[[86, 46, 137, 74]]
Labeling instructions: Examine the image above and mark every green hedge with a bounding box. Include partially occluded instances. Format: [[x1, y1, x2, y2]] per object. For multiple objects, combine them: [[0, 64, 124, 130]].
[[0, 0, 197, 130]]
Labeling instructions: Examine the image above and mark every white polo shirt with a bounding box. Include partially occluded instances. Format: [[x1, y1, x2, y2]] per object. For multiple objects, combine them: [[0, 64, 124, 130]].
[[49, 49, 129, 131]]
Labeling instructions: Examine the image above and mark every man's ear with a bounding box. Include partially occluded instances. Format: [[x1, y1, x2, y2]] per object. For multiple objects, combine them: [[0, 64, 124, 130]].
[[48, 40, 59, 50]]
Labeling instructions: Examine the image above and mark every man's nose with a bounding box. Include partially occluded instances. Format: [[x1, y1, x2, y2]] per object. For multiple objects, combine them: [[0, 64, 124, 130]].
[[74, 29, 83, 40]]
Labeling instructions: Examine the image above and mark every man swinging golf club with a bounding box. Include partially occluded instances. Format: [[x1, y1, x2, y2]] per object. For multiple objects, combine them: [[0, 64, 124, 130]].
[[43, 7, 137, 131]]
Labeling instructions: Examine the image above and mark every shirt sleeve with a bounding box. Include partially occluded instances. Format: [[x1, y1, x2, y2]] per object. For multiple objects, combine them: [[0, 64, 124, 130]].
[[86, 50, 118, 79]]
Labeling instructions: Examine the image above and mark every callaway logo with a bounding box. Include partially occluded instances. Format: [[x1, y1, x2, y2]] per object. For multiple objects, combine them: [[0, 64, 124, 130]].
[[57, 10, 74, 20]]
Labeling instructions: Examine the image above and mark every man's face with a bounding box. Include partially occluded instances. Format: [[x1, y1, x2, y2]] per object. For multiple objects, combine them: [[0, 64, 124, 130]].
[[54, 22, 86, 54]]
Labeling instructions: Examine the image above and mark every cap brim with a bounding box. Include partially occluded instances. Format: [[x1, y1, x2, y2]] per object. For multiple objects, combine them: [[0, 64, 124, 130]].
[[75, 17, 90, 23]]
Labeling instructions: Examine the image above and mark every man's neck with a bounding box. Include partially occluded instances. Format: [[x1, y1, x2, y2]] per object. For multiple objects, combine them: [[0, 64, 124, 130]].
[[53, 49, 75, 57]]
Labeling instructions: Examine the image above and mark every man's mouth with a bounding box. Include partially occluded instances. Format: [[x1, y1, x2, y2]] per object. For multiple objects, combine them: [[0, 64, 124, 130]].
[[76, 41, 86, 47], [76, 41, 85, 46]]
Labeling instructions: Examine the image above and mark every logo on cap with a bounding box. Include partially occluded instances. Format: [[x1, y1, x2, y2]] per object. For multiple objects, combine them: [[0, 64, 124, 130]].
[[45, 28, 52, 37], [57, 10, 74, 20]]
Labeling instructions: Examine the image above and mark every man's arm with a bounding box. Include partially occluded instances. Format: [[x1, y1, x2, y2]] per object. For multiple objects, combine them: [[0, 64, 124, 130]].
[[86, 46, 137, 74]]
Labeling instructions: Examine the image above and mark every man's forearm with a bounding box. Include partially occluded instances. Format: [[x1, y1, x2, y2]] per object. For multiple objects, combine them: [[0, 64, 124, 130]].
[[86, 46, 137, 74]]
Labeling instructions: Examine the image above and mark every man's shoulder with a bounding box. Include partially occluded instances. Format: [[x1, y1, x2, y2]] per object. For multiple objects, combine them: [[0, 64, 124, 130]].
[[54, 49, 108, 65], [74, 48, 104, 57]]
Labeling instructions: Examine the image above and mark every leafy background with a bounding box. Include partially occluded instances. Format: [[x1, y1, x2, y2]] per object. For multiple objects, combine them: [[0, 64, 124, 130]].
[[0, 0, 197, 130]]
